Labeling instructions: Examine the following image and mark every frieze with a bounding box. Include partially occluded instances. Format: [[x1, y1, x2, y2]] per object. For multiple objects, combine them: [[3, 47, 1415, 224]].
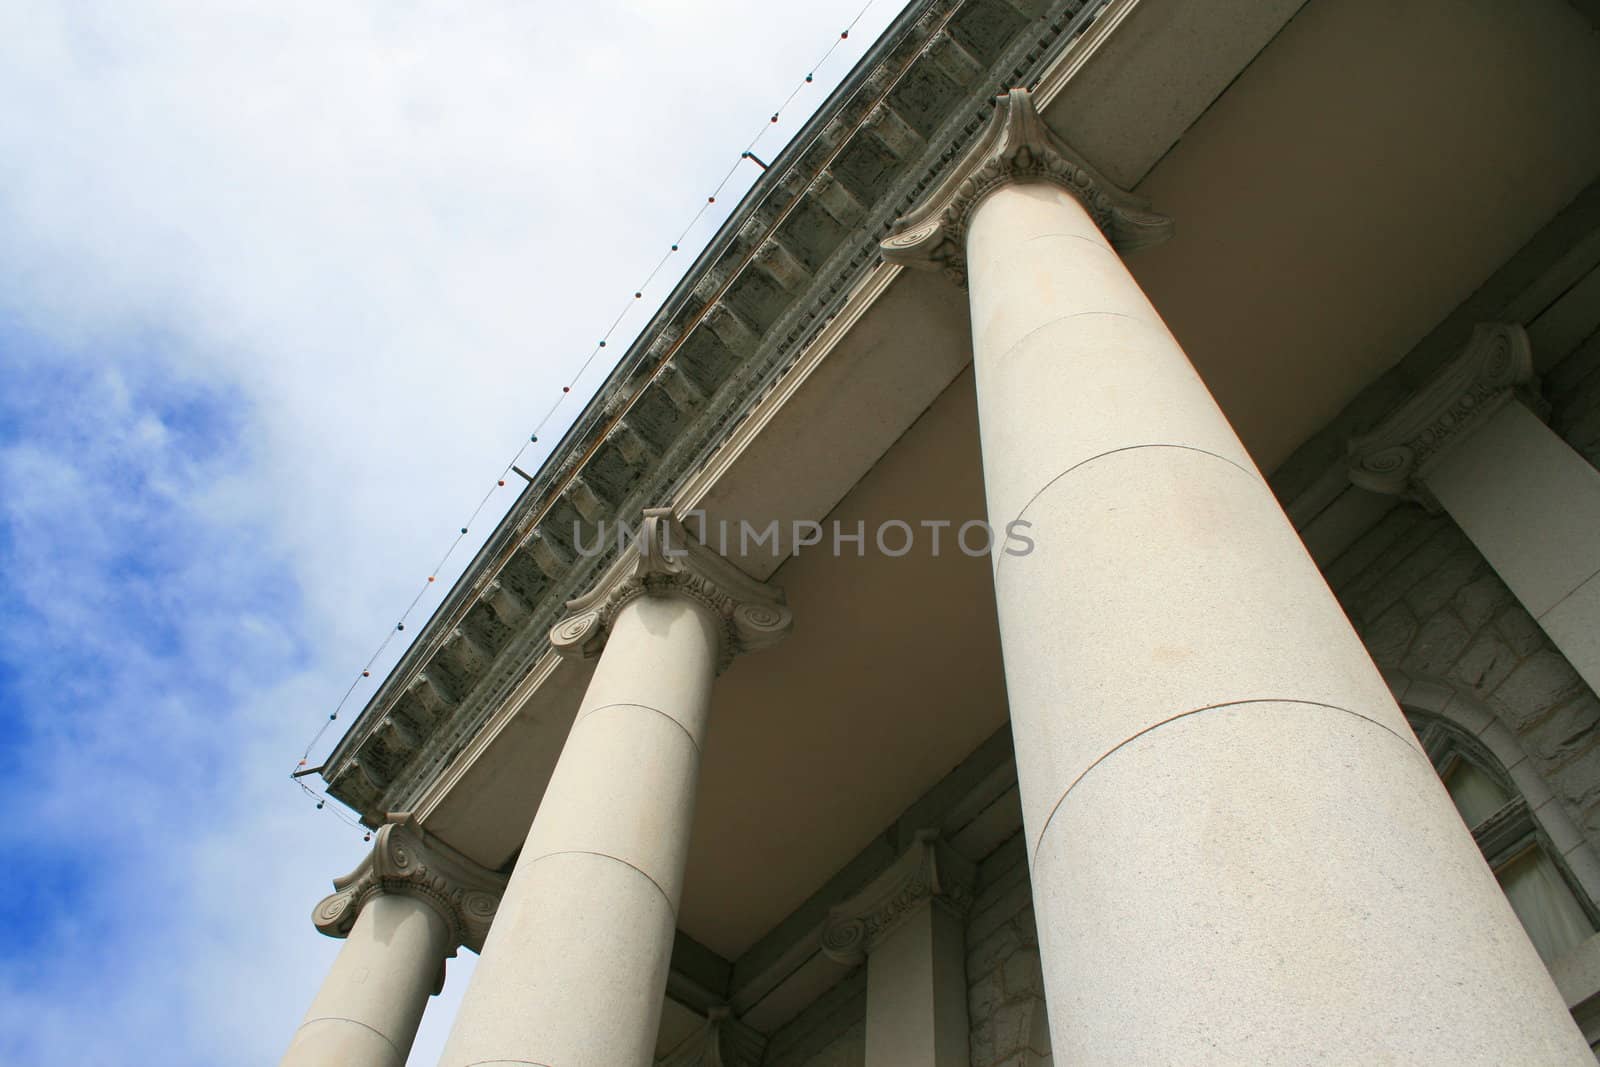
[[324, 0, 1102, 820]]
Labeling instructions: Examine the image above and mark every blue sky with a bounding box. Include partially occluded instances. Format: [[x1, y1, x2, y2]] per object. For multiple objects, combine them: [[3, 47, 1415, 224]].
[[0, 1, 898, 1061]]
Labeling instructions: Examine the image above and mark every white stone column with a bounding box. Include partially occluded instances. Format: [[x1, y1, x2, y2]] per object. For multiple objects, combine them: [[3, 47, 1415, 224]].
[[282, 814, 506, 1067], [820, 831, 974, 1067], [884, 88, 1591, 1063], [1350, 323, 1600, 695], [439, 508, 792, 1067]]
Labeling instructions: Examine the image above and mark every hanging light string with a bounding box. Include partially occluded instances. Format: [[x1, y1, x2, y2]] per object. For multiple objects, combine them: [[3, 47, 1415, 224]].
[[290, 0, 882, 830]]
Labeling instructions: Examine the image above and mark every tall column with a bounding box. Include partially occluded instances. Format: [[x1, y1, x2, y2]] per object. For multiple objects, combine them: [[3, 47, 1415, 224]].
[[439, 508, 792, 1067], [282, 814, 506, 1067], [820, 831, 974, 1067], [1350, 323, 1600, 695], [883, 88, 1591, 1062]]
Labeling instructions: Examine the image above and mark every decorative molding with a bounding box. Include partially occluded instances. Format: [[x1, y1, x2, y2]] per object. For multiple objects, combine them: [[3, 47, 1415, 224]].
[[818, 829, 976, 966], [880, 87, 1171, 286], [656, 1006, 767, 1067], [549, 508, 792, 671], [311, 813, 507, 954], [324, 0, 1103, 820], [1348, 323, 1541, 501]]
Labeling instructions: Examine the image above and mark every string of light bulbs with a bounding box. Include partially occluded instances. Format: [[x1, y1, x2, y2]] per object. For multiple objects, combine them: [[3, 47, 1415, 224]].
[[290, 0, 882, 835]]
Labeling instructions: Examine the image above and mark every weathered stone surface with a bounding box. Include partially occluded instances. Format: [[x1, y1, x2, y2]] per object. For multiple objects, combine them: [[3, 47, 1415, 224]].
[[1452, 631, 1518, 695], [1522, 694, 1600, 768], [1361, 602, 1418, 664], [1453, 570, 1514, 631], [1328, 495, 1600, 861], [1496, 651, 1587, 727], [1403, 610, 1472, 676], [967, 832, 1049, 1067]]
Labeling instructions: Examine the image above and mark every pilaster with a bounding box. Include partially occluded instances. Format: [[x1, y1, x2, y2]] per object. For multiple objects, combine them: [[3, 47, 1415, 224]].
[[820, 830, 976, 967], [821, 831, 975, 1067], [1350, 323, 1600, 696], [1348, 322, 1544, 505]]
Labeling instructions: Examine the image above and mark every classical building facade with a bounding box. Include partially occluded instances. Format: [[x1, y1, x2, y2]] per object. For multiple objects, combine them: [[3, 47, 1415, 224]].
[[281, 0, 1600, 1063]]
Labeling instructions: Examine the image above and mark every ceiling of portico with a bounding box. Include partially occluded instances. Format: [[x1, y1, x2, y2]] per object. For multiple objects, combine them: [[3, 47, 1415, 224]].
[[421, 0, 1600, 975], [1115, 0, 1600, 473], [675, 0, 1600, 958]]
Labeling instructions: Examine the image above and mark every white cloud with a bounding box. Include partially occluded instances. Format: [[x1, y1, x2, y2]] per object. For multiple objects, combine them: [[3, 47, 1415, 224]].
[[0, 0, 899, 1062]]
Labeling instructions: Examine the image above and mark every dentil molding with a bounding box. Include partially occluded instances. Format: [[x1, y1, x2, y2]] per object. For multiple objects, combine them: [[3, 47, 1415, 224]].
[[880, 87, 1172, 286], [1348, 323, 1542, 500], [312, 813, 507, 954], [549, 507, 793, 671], [819, 829, 976, 966]]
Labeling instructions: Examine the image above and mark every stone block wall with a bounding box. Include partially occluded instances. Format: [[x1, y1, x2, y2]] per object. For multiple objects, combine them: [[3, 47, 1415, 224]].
[[763, 968, 866, 1067], [1324, 501, 1600, 842], [965, 833, 1051, 1067]]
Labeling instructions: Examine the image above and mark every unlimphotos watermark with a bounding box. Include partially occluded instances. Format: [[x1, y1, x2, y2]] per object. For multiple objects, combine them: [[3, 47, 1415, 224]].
[[573, 513, 1035, 559]]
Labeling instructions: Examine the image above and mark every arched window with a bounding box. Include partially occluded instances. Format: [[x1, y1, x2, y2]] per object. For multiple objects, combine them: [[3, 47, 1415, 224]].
[[1409, 710, 1599, 964]]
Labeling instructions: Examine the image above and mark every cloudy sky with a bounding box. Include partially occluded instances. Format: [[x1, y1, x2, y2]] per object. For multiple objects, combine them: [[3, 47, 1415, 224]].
[[0, 1, 898, 1061]]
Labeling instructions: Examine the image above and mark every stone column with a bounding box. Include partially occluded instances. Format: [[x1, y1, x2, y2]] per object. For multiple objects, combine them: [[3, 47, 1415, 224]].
[[282, 814, 506, 1067], [883, 88, 1591, 1062], [1350, 323, 1600, 695], [439, 508, 792, 1067], [820, 831, 974, 1067]]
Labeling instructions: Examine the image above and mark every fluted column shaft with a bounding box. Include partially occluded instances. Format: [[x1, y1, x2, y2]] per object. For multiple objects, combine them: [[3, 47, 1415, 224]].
[[440, 593, 721, 1066], [281, 893, 450, 1067], [961, 178, 1588, 1061]]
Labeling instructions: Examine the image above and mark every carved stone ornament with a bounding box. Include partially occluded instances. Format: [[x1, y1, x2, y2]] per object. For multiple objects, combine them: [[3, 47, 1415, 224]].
[[880, 87, 1172, 286], [312, 813, 507, 954], [549, 507, 793, 671], [1348, 323, 1540, 501], [819, 829, 976, 966]]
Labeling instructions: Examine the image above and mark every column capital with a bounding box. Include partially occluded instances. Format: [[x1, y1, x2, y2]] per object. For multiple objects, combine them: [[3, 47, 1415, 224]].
[[1348, 323, 1541, 500], [312, 813, 507, 954], [548, 507, 793, 669], [819, 829, 976, 966], [880, 87, 1171, 286]]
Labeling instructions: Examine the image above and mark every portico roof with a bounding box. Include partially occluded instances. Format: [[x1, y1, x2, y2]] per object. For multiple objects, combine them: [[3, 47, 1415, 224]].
[[317, 0, 1600, 1039]]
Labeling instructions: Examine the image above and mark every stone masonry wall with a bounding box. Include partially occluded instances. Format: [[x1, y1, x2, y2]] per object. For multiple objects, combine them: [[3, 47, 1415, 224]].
[[1325, 502, 1600, 842], [965, 832, 1051, 1067]]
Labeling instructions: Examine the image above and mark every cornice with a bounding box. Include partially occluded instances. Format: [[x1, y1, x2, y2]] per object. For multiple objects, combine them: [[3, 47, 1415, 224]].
[[1347, 323, 1540, 501], [550, 508, 792, 670], [818, 829, 976, 966], [881, 86, 1171, 285], [311, 813, 507, 954], [322, 0, 1109, 822], [656, 1006, 767, 1067]]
